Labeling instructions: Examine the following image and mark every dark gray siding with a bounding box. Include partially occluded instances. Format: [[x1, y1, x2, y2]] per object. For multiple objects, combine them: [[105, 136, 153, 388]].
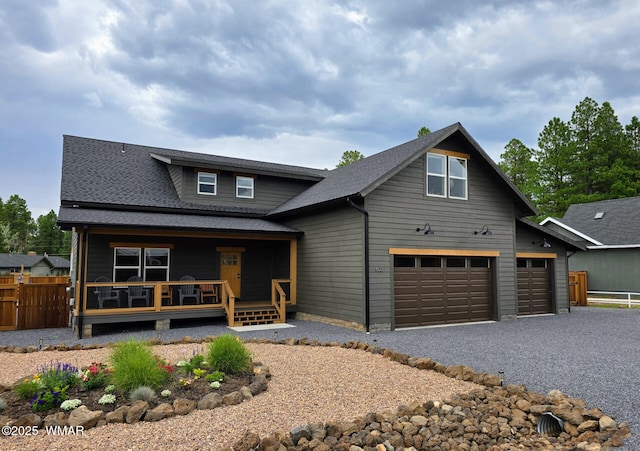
[[168, 166, 183, 200], [515, 226, 571, 313], [568, 249, 640, 292], [179, 168, 314, 210], [283, 207, 365, 324], [365, 150, 519, 329]]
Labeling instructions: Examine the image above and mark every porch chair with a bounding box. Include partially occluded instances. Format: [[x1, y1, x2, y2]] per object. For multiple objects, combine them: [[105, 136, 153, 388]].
[[178, 275, 200, 305], [127, 275, 150, 308], [95, 276, 120, 309], [200, 283, 219, 304]]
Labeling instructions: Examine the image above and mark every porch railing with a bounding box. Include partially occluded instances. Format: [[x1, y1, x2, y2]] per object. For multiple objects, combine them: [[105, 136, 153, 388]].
[[271, 279, 290, 324]]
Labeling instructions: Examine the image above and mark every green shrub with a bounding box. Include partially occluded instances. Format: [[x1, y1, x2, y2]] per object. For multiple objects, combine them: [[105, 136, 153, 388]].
[[109, 339, 170, 393], [31, 388, 68, 412], [178, 354, 206, 375], [15, 378, 42, 400], [206, 334, 252, 375], [205, 371, 225, 383], [129, 386, 157, 402]]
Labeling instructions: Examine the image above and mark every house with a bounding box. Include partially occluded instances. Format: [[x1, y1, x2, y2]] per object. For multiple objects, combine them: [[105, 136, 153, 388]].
[[58, 123, 583, 338], [0, 252, 70, 277], [541, 196, 640, 293]]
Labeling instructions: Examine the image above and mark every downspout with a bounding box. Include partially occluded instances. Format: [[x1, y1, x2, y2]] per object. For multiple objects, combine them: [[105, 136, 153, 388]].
[[347, 197, 370, 333]]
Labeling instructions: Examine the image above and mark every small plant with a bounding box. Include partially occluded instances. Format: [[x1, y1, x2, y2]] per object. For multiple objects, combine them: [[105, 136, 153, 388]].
[[38, 361, 79, 391], [161, 389, 171, 398], [104, 384, 116, 393], [178, 354, 206, 375], [98, 394, 116, 405], [178, 378, 192, 387], [205, 371, 225, 383], [80, 362, 109, 390], [206, 334, 252, 375], [31, 388, 68, 412], [15, 376, 43, 400], [60, 399, 82, 411], [109, 339, 170, 392], [0, 396, 6, 411], [210, 381, 221, 389], [129, 386, 157, 402], [193, 368, 206, 380]]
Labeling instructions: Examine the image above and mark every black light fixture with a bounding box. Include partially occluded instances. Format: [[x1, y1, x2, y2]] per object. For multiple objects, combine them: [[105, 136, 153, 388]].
[[474, 225, 492, 236], [416, 223, 435, 235]]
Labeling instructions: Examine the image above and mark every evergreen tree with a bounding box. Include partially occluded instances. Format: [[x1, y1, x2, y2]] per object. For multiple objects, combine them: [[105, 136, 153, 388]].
[[498, 138, 539, 202]]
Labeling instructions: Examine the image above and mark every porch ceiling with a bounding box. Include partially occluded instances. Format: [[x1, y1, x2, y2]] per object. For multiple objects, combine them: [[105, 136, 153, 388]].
[[57, 206, 302, 234]]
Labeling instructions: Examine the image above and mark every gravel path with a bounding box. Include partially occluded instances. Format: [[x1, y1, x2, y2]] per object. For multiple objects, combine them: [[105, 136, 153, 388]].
[[0, 306, 637, 450]]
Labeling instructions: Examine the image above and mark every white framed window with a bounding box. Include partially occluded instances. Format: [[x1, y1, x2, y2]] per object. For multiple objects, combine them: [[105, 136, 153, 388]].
[[197, 172, 217, 195], [113, 247, 171, 282], [114, 247, 141, 282], [426, 153, 446, 197], [448, 157, 468, 200], [236, 176, 254, 198], [426, 152, 468, 200], [144, 248, 170, 281]]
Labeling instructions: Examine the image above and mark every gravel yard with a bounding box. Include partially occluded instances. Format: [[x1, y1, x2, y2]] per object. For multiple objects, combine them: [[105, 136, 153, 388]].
[[0, 342, 479, 450]]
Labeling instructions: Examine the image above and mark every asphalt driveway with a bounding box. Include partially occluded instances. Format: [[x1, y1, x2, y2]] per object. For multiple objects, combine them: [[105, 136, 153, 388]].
[[0, 306, 637, 449]]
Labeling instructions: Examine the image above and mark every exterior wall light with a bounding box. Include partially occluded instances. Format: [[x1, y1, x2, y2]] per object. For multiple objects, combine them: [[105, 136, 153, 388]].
[[474, 225, 492, 235], [416, 223, 435, 235]]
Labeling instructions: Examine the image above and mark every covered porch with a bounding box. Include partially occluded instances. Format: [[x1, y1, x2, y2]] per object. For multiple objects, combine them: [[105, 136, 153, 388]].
[[65, 214, 300, 338]]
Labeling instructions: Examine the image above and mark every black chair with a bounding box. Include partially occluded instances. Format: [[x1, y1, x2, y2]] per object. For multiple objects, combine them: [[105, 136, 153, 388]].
[[127, 275, 150, 308], [95, 276, 119, 309], [178, 275, 200, 305]]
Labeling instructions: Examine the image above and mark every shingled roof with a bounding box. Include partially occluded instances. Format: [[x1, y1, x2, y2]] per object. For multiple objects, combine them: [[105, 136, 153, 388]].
[[542, 196, 640, 247], [269, 122, 536, 217], [60, 135, 326, 214], [0, 253, 70, 271]]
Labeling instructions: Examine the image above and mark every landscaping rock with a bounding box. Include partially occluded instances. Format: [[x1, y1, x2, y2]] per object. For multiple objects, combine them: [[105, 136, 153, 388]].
[[197, 393, 222, 410], [222, 390, 244, 406], [240, 386, 253, 400], [125, 400, 148, 424], [43, 412, 68, 427], [68, 406, 104, 429], [11, 413, 42, 427], [105, 406, 129, 424], [233, 430, 261, 451], [145, 403, 174, 422], [174, 397, 197, 414], [249, 374, 268, 395], [599, 415, 617, 432], [290, 425, 311, 444]]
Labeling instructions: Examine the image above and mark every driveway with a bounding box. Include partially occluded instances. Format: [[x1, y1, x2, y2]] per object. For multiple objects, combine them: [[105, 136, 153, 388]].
[[0, 306, 637, 449]]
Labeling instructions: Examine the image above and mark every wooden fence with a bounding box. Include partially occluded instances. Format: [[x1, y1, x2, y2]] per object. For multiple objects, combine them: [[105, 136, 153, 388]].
[[569, 271, 588, 306], [0, 277, 70, 330]]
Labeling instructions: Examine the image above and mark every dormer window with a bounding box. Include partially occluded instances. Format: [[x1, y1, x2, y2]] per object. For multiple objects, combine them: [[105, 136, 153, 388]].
[[197, 172, 217, 195], [236, 175, 254, 198], [426, 151, 468, 200]]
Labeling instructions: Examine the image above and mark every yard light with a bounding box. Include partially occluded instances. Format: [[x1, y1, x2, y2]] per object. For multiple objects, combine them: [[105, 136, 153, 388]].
[[273, 331, 278, 340], [498, 371, 504, 386], [157, 332, 162, 341], [38, 338, 43, 351]]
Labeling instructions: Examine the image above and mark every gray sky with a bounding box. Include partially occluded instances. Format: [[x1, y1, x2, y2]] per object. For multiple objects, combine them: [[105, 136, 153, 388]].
[[1, 0, 639, 218]]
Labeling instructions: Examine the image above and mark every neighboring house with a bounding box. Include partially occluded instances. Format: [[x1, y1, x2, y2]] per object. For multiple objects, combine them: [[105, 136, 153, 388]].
[[58, 123, 583, 338], [0, 253, 70, 277], [541, 196, 640, 293]]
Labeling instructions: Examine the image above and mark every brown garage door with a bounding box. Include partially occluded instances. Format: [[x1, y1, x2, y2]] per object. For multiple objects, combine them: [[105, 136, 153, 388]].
[[394, 256, 493, 328], [517, 258, 552, 315]]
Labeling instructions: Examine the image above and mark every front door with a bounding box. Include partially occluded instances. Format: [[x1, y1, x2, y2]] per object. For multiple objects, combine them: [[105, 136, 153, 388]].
[[220, 252, 241, 298]]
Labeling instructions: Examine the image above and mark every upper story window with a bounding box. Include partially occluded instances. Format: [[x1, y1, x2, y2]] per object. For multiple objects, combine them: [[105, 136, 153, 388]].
[[236, 176, 254, 198], [197, 172, 217, 195], [426, 152, 468, 200]]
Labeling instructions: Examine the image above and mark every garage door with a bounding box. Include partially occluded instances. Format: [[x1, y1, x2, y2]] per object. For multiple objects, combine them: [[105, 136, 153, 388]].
[[517, 258, 552, 315], [394, 256, 493, 328]]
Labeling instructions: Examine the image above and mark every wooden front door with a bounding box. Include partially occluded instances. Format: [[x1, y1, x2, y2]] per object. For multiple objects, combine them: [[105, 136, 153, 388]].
[[220, 252, 241, 298]]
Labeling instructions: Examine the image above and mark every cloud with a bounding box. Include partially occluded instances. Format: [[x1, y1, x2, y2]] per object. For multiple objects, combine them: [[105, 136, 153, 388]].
[[0, 0, 639, 219]]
